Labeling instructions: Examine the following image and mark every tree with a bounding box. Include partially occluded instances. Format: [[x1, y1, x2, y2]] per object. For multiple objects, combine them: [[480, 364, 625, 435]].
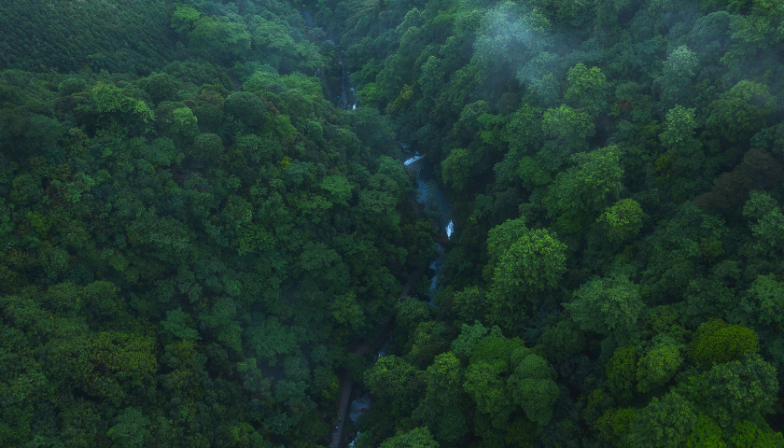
[[545, 146, 623, 233], [727, 420, 784, 448], [474, 1, 552, 74], [441, 148, 471, 192], [486, 217, 529, 263], [565, 275, 645, 336], [380, 427, 440, 448], [189, 16, 251, 58], [688, 319, 759, 365], [508, 354, 560, 426], [365, 355, 426, 418], [190, 133, 224, 165], [541, 104, 595, 157], [657, 46, 699, 109], [463, 360, 516, 428], [627, 392, 698, 448], [450, 287, 488, 324], [565, 63, 611, 114], [706, 80, 776, 142], [488, 228, 567, 330], [107, 407, 151, 448], [541, 317, 587, 364], [743, 192, 784, 257], [678, 354, 779, 428], [412, 352, 469, 445], [171, 6, 200, 34], [636, 343, 683, 393], [745, 274, 784, 325], [224, 92, 267, 129], [598, 198, 645, 243], [607, 346, 638, 401], [161, 307, 200, 340]]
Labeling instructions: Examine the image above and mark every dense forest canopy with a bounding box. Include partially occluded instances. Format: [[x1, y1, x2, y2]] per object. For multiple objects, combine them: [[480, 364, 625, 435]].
[[1, 0, 784, 447]]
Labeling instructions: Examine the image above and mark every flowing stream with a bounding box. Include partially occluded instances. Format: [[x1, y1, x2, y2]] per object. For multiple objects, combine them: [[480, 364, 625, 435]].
[[402, 147, 453, 303], [305, 10, 454, 446], [341, 149, 454, 447]]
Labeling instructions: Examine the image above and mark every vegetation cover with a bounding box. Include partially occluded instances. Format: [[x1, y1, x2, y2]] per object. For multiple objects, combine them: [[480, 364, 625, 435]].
[[2, 0, 784, 447]]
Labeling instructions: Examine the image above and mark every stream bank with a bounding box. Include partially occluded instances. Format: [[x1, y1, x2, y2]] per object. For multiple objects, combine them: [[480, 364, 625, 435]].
[[331, 148, 454, 448], [300, 10, 454, 447]]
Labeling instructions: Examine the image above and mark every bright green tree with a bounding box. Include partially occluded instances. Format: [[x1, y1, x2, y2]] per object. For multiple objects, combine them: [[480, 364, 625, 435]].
[[598, 198, 645, 243], [508, 354, 560, 426], [565, 63, 611, 114], [636, 343, 683, 393], [688, 319, 759, 365], [380, 427, 440, 448], [627, 392, 698, 448], [488, 229, 567, 330], [565, 275, 645, 335], [441, 148, 472, 192], [706, 80, 776, 142], [545, 146, 623, 233]]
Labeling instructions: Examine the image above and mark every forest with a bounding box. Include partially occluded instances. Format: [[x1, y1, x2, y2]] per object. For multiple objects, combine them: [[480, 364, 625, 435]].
[[1, 0, 784, 447]]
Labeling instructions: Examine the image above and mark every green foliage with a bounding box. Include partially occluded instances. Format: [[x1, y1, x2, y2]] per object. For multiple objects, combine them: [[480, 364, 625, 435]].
[[607, 346, 639, 400], [171, 6, 201, 34], [541, 317, 587, 363], [597, 407, 638, 444], [660, 106, 699, 148], [189, 17, 251, 58], [658, 46, 699, 108], [224, 92, 267, 129], [6, 0, 784, 446], [379, 427, 440, 448], [450, 286, 488, 323], [365, 356, 426, 418], [599, 198, 645, 243], [161, 307, 201, 340], [745, 274, 784, 325], [488, 228, 567, 330], [107, 407, 151, 448], [727, 420, 784, 448], [91, 82, 155, 124], [627, 392, 699, 448], [706, 80, 777, 142], [565, 63, 610, 114], [59, 78, 87, 96], [636, 343, 683, 393], [413, 352, 470, 445], [678, 354, 779, 428], [441, 148, 472, 192], [1, 0, 172, 73], [190, 133, 224, 164], [490, 228, 567, 295], [565, 275, 645, 335], [688, 319, 759, 365], [541, 104, 595, 154], [508, 355, 560, 426], [463, 360, 516, 427], [545, 146, 624, 233], [451, 320, 489, 360]]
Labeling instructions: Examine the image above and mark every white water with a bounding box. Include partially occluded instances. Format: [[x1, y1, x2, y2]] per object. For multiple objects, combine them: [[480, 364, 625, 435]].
[[403, 154, 425, 165], [446, 220, 454, 239], [349, 393, 373, 423]]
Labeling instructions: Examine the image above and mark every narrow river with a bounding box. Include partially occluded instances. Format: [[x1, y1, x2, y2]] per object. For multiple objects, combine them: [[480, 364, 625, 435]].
[[333, 149, 453, 448], [302, 10, 454, 447]]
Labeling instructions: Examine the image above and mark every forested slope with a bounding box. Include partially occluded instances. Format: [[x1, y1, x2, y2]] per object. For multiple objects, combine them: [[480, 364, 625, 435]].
[[0, 1, 436, 447], [313, 0, 784, 447], [2, 0, 784, 447]]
